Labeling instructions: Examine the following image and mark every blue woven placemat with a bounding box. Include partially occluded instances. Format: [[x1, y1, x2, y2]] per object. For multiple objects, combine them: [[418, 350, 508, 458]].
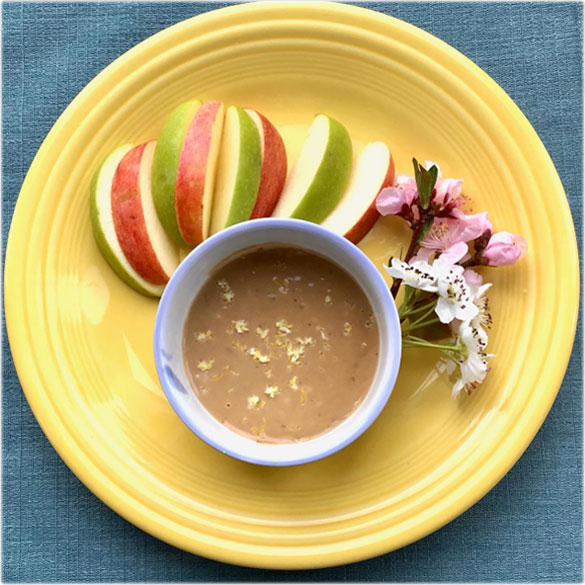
[[2, 2, 583, 582]]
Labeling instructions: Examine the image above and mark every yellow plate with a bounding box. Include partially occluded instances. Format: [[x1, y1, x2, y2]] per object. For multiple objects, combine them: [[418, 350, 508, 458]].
[[4, 2, 579, 569]]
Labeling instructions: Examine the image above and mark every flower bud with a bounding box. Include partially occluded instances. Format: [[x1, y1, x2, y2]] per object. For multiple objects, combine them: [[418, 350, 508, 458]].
[[481, 232, 528, 266]]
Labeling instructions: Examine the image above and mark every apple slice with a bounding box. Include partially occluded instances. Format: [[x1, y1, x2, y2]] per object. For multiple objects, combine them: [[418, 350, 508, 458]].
[[321, 142, 395, 244], [243, 108, 287, 218], [210, 106, 262, 235], [90, 144, 165, 297], [271, 114, 352, 222], [111, 140, 179, 286], [174, 100, 225, 246], [151, 99, 202, 246]]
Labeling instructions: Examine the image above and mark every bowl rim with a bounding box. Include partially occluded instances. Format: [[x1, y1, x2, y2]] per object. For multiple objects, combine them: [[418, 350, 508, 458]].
[[153, 218, 402, 466]]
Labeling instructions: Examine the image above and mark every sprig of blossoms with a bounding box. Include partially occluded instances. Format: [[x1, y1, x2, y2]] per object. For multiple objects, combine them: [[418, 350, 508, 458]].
[[376, 158, 527, 397]]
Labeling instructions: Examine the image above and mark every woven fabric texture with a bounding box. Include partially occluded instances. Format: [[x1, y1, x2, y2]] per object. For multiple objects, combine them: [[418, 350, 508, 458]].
[[2, 2, 583, 582]]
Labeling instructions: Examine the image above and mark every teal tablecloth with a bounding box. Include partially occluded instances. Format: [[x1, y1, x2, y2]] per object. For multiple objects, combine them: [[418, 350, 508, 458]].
[[2, 2, 582, 582]]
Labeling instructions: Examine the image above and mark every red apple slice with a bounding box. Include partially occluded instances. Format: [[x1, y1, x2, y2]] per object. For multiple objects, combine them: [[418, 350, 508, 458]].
[[321, 142, 394, 244], [175, 100, 225, 246], [91, 144, 164, 297], [243, 108, 288, 218], [111, 140, 179, 284]]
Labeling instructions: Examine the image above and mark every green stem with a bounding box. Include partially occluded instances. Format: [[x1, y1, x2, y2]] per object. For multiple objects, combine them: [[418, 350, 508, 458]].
[[403, 316, 441, 333], [402, 336, 465, 353], [399, 295, 436, 319], [406, 303, 437, 329], [440, 349, 462, 364]]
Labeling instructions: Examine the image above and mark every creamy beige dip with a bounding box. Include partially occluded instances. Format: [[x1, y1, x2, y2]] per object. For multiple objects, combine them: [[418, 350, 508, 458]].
[[182, 245, 379, 443]]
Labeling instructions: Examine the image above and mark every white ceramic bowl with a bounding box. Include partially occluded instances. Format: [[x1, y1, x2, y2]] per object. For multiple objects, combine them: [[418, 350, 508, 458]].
[[153, 218, 402, 466]]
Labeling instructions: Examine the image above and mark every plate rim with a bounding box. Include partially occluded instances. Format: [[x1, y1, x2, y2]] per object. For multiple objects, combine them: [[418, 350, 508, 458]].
[[4, 1, 580, 569]]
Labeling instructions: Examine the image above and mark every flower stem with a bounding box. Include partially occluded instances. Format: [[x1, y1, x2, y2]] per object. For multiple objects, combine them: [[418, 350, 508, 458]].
[[405, 302, 437, 329], [440, 350, 461, 364], [397, 286, 416, 318], [402, 335, 465, 353], [461, 259, 477, 268], [403, 316, 441, 333], [390, 224, 424, 297], [399, 295, 436, 319]]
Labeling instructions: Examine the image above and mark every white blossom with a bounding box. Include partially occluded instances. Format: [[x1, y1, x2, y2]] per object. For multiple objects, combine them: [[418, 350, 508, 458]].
[[451, 343, 493, 398], [385, 258, 438, 292], [433, 260, 479, 324], [391, 253, 498, 398], [451, 311, 494, 398]]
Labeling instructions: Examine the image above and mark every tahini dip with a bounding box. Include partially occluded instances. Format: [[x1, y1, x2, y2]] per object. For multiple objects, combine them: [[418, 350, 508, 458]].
[[182, 245, 379, 443]]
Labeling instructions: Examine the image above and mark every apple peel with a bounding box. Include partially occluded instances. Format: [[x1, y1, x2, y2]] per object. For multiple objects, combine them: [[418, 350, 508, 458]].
[[90, 144, 164, 297], [322, 142, 395, 244]]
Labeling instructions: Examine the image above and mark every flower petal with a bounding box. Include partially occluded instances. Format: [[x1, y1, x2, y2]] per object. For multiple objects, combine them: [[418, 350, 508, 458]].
[[452, 377, 466, 398], [461, 353, 489, 384], [460, 320, 488, 352], [439, 241, 468, 265], [435, 178, 463, 206], [477, 283, 492, 297], [409, 248, 432, 263], [463, 268, 483, 289], [376, 187, 407, 216], [384, 258, 408, 280], [435, 297, 456, 323], [454, 302, 479, 323], [394, 175, 418, 206], [451, 210, 492, 242], [384, 258, 439, 292]]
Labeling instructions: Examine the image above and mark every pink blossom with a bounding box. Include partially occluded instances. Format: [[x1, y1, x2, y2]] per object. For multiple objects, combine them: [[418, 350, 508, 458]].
[[421, 219, 461, 252], [463, 268, 484, 289], [411, 219, 468, 264], [451, 209, 492, 241], [411, 240, 468, 265], [420, 210, 492, 257], [425, 161, 464, 208], [435, 178, 464, 207], [410, 210, 491, 265], [375, 187, 408, 215], [482, 232, 528, 266], [438, 241, 469, 265], [376, 175, 417, 216]]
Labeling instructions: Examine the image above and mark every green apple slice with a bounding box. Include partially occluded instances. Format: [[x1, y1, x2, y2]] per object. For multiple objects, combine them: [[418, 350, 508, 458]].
[[243, 108, 288, 218], [209, 106, 262, 235], [151, 99, 202, 246], [272, 114, 352, 222], [90, 145, 164, 297]]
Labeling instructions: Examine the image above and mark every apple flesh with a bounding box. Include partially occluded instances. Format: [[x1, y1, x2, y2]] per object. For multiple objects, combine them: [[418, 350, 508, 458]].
[[243, 108, 287, 218], [321, 142, 394, 244], [174, 100, 225, 246], [272, 114, 352, 223], [151, 100, 202, 246], [111, 140, 179, 285], [90, 144, 165, 297], [210, 106, 262, 235]]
